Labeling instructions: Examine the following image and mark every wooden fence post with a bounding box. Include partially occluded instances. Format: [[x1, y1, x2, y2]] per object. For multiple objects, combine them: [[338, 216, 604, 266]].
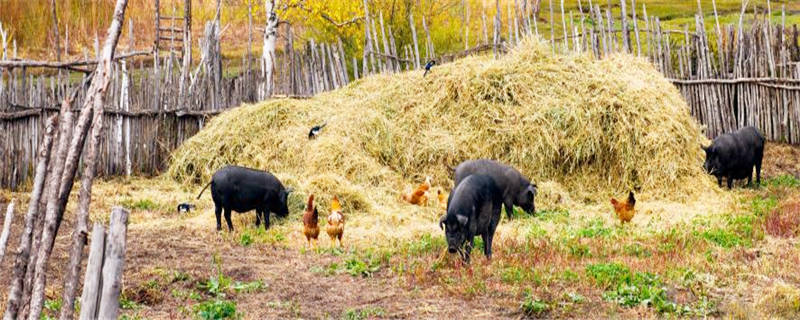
[[96, 207, 129, 320], [78, 223, 106, 320], [0, 199, 15, 264]]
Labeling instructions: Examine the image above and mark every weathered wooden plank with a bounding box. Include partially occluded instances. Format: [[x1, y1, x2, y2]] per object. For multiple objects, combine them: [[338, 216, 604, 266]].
[[96, 207, 129, 320], [77, 224, 105, 320]]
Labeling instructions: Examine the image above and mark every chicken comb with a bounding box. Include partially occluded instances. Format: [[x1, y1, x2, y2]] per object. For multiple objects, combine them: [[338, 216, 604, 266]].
[[331, 195, 342, 211]]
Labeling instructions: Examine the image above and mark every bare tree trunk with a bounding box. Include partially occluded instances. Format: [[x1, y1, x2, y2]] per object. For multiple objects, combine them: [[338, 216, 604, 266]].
[[422, 16, 434, 61], [180, 0, 193, 104], [409, 11, 421, 69], [262, 0, 278, 98], [463, 0, 470, 50], [51, 0, 61, 61], [494, 0, 501, 58], [482, 5, 489, 45], [27, 0, 130, 317], [59, 73, 107, 319], [24, 97, 75, 320], [2, 115, 57, 320], [247, 0, 253, 81]]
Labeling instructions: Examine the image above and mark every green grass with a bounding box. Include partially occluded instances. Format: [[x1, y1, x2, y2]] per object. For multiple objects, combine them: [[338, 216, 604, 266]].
[[761, 175, 800, 188], [572, 218, 613, 238], [325, 251, 389, 278], [585, 263, 685, 314], [342, 306, 386, 320], [749, 196, 780, 217], [501, 265, 541, 285], [193, 299, 238, 320], [521, 289, 551, 316], [233, 227, 287, 247], [120, 198, 159, 211], [536, 208, 570, 223], [119, 295, 142, 311], [700, 228, 746, 248], [400, 233, 446, 256]]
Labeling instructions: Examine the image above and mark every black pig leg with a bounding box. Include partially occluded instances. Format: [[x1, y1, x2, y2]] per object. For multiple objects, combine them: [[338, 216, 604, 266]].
[[756, 160, 762, 186], [504, 200, 514, 219], [215, 206, 222, 231], [224, 208, 234, 232]]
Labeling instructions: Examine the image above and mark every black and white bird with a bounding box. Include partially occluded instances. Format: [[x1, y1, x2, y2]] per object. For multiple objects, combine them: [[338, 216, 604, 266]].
[[308, 122, 327, 139], [423, 60, 436, 77], [177, 203, 196, 213]]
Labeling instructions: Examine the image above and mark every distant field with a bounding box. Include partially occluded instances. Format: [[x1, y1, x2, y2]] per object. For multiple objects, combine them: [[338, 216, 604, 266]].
[[0, 0, 798, 62]]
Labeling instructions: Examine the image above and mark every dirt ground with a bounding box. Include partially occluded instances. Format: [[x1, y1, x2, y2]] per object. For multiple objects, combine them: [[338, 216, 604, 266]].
[[0, 142, 799, 319]]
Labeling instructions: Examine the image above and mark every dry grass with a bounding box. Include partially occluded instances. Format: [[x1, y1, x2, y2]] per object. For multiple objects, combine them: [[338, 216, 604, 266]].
[[764, 197, 800, 238], [167, 37, 719, 245]]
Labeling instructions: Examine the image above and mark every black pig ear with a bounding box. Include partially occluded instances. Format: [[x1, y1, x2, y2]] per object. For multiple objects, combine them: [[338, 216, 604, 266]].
[[528, 185, 537, 197], [456, 215, 468, 226], [439, 215, 447, 230]]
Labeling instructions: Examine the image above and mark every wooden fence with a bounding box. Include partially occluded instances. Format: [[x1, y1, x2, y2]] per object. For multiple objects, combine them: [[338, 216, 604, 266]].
[[532, 0, 800, 144], [0, 27, 359, 190], [2, 1, 800, 190]]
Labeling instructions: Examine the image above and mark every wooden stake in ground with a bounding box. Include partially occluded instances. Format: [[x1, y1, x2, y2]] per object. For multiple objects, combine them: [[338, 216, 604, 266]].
[[78, 224, 106, 320], [0, 199, 15, 265], [96, 207, 130, 320], [27, 0, 130, 318]]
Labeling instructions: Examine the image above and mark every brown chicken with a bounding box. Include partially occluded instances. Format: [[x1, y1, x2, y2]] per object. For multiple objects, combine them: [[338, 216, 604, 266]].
[[302, 194, 320, 248], [437, 189, 447, 210], [610, 191, 636, 224], [401, 176, 431, 206], [326, 195, 345, 247]]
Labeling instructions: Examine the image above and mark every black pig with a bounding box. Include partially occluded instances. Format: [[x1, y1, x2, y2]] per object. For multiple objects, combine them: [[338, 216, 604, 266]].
[[452, 159, 537, 218], [440, 174, 503, 262], [197, 165, 292, 231], [703, 126, 764, 189]]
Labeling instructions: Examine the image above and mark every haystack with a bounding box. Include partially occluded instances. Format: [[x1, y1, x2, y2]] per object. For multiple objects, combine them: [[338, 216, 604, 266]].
[[168, 38, 716, 240]]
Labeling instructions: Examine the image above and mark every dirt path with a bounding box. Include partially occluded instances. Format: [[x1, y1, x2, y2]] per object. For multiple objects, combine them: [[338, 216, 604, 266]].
[[124, 227, 513, 319]]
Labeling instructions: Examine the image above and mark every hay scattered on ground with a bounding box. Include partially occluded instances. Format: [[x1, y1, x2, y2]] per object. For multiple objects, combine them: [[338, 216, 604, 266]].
[[167, 37, 718, 243]]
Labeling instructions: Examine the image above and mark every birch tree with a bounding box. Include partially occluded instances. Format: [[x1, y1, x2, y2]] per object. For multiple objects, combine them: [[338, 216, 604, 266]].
[[261, 0, 279, 100]]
